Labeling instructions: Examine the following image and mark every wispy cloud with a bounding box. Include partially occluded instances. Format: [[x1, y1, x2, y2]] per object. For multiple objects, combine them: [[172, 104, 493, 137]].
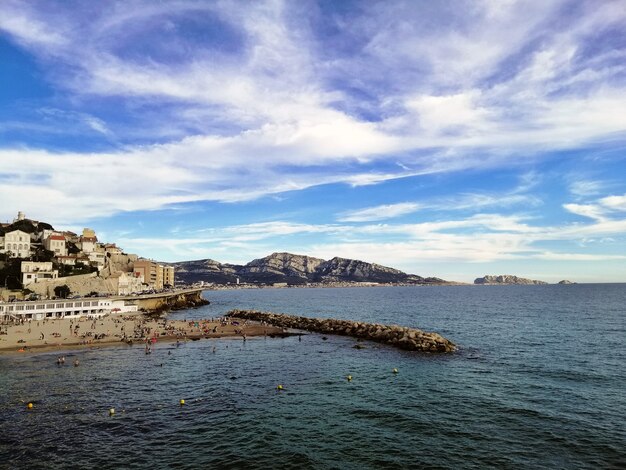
[[338, 203, 421, 222], [0, 0, 624, 224]]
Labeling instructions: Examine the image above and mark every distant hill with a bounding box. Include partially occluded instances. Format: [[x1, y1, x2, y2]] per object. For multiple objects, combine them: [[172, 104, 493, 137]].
[[474, 275, 548, 285], [167, 252, 448, 285]]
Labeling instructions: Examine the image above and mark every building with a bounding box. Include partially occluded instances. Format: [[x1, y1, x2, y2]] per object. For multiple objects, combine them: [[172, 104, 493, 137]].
[[104, 243, 122, 255], [87, 249, 106, 271], [133, 259, 174, 290], [1, 229, 31, 258], [44, 234, 67, 256], [0, 298, 138, 322], [56, 255, 77, 266], [133, 259, 159, 289], [21, 261, 59, 286], [108, 271, 144, 295], [78, 228, 97, 253], [163, 266, 175, 287]]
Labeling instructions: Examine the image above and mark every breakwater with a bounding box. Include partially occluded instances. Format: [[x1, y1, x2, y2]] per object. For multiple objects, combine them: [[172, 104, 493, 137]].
[[226, 309, 456, 352]]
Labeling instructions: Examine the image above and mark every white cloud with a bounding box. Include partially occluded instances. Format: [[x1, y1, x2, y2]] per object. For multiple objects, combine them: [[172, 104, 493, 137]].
[[569, 179, 606, 197], [600, 194, 626, 211], [0, 0, 625, 231], [338, 203, 421, 222], [563, 203, 608, 222]]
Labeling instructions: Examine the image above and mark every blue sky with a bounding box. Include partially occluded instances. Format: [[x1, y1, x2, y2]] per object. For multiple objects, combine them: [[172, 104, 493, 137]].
[[1, 0, 625, 282]]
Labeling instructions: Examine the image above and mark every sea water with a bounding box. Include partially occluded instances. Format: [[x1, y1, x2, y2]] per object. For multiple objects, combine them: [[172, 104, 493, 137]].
[[1, 285, 624, 469]]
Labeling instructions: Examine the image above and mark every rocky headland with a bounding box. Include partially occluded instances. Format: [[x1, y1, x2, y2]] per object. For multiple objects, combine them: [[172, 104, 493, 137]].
[[558, 280, 576, 284], [474, 275, 548, 285], [168, 252, 448, 286], [227, 309, 456, 353]]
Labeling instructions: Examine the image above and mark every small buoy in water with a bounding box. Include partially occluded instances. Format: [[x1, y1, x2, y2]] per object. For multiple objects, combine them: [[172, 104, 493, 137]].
[[27, 402, 33, 409], [346, 375, 352, 381], [180, 399, 185, 406], [393, 368, 399, 374], [109, 408, 115, 415], [276, 384, 283, 391]]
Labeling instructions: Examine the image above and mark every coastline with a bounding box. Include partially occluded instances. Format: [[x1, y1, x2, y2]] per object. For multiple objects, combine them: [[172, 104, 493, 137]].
[[0, 314, 285, 355]]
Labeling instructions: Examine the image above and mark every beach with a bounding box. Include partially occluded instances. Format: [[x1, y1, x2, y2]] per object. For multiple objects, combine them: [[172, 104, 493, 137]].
[[0, 314, 285, 353]]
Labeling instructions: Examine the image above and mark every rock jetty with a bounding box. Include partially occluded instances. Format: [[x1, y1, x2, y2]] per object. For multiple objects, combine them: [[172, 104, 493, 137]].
[[226, 309, 456, 353]]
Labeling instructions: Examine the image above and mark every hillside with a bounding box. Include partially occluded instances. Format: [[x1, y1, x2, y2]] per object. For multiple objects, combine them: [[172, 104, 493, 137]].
[[474, 275, 548, 285], [168, 252, 447, 285]]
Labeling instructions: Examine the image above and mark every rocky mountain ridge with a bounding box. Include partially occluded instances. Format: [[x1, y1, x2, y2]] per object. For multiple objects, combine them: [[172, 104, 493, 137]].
[[474, 275, 548, 285], [168, 252, 447, 285]]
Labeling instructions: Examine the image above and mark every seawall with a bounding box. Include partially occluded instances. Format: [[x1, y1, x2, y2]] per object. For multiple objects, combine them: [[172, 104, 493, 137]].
[[227, 309, 456, 353], [132, 289, 209, 314]]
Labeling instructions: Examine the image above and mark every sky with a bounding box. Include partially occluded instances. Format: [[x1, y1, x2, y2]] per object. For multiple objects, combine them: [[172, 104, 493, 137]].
[[1, 0, 625, 283]]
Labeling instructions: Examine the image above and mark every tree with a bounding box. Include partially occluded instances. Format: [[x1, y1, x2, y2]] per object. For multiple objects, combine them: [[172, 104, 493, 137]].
[[54, 285, 71, 299]]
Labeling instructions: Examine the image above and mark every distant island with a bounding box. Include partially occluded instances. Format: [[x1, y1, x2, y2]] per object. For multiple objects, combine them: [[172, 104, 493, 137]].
[[474, 275, 548, 285], [168, 252, 451, 286]]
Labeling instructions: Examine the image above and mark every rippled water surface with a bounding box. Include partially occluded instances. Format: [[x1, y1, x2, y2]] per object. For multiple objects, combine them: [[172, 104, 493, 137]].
[[1, 285, 625, 469]]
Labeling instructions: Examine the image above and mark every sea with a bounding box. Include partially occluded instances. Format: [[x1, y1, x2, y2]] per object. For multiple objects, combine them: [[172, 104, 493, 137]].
[[0, 284, 624, 469]]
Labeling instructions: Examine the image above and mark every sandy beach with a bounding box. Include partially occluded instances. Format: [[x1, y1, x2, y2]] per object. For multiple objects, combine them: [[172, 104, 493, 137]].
[[0, 314, 286, 354]]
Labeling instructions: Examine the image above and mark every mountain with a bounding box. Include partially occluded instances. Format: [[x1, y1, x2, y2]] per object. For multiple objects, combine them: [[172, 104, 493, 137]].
[[168, 252, 448, 285], [474, 275, 548, 285]]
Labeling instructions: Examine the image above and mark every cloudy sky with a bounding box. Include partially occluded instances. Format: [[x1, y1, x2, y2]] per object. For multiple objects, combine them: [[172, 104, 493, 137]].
[[1, 0, 625, 282]]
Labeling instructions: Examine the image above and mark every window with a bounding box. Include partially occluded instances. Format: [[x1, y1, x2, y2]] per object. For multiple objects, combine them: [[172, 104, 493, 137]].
[[56, 303, 64, 308], [37, 305, 45, 309], [26, 305, 35, 310], [16, 305, 24, 311]]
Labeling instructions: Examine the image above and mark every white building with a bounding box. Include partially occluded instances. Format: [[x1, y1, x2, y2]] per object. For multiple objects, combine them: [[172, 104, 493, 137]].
[[87, 250, 106, 270], [78, 228, 97, 253], [21, 261, 59, 286], [56, 255, 77, 266], [108, 271, 145, 295], [0, 298, 138, 321], [44, 234, 68, 256], [1, 229, 31, 258]]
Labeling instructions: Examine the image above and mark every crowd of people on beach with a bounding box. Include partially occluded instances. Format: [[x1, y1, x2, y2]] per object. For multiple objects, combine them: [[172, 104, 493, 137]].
[[0, 312, 265, 353]]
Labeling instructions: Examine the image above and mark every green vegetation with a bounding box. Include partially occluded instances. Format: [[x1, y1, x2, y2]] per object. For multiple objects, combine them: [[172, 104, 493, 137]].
[[0, 257, 22, 289], [54, 285, 71, 299], [57, 261, 97, 277]]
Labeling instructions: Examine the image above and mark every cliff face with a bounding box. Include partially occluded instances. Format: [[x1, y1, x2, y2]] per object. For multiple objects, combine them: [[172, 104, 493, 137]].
[[170, 252, 447, 285], [474, 275, 548, 285], [239, 253, 325, 278], [167, 259, 243, 284], [313, 257, 408, 283]]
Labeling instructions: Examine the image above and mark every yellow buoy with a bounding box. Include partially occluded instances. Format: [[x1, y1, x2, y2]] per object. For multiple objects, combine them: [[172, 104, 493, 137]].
[[393, 368, 399, 374], [109, 408, 115, 415], [180, 399, 185, 406], [276, 384, 283, 390], [347, 375, 352, 381], [27, 402, 33, 409]]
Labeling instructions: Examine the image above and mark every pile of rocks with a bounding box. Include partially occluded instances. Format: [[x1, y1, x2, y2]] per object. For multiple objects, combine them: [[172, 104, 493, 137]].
[[226, 309, 456, 353]]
